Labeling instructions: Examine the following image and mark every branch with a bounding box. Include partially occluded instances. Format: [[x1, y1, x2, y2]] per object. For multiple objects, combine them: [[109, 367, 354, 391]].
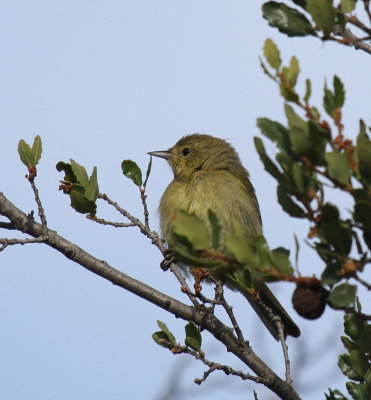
[[0, 191, 301, 400], [171, 344, 265, 385], [86, 214, 136, 228], [353, 274, 371, 291], [99, 193, 199, 307], [29, 180, 47, 226], [334, 26, 371, 55], [0, 236, 47, 251], [0, 221, 16, 230], [257, 299, 293, 386]]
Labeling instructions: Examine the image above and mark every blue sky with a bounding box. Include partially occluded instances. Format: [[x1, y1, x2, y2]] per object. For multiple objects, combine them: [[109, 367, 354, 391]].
[[1, 2, 370, 400]]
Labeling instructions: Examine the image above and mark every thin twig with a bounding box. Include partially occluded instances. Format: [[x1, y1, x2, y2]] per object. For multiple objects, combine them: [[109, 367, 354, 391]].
[[258, 300, 292, 386], [212, 279, 249, 349], [345, 13, 371, 36], [353, 274, 371, 290], [333, 25, 371, 55], [29, 180, 47, 227], [0, 236, 48, 251], [364, 0, 371, 24], [171, 344, 266, 385], [86, 214, 136, 228], [140, 187, 150, 228], [98, 193, 199, 307]]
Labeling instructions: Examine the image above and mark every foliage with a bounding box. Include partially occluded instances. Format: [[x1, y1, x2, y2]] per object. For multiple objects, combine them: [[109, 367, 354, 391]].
[[5, 2, 371, 400], [258, 34, 371, 399]]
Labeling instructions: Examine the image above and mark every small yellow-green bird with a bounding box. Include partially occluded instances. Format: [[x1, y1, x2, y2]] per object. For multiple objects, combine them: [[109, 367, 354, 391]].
[[149, 134, 300, 340]]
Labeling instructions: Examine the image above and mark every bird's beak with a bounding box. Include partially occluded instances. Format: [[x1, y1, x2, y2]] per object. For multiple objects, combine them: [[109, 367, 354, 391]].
[[147, 150, 173, 160]]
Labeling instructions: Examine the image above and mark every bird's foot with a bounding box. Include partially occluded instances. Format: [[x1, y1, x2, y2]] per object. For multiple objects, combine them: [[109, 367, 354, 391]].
[[160, 250, 176, 271]]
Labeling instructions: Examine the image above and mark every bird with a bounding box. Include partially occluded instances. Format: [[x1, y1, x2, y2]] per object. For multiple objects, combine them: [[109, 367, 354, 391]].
[[148, 133, 300, 340]]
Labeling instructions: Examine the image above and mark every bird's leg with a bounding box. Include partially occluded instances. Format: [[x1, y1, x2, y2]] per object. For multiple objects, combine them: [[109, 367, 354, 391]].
[[160, 249, 176, 271]]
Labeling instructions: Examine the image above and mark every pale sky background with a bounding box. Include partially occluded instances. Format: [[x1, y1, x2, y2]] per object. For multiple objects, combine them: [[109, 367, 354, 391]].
[[1, 2, 370, 400]]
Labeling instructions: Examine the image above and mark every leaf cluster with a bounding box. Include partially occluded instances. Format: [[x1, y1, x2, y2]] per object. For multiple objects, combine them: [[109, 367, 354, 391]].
[[169, 209, 295, 289], [56, 160, 99, 215], [259, 39, 371, 397], [262, 0, 357, 39], [152, 320, 203, 355], [326, 314, 371, 400]]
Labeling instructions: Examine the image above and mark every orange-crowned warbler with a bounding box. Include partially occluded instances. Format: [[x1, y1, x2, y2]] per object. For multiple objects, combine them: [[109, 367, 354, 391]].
[[149, 134, 300, 340]]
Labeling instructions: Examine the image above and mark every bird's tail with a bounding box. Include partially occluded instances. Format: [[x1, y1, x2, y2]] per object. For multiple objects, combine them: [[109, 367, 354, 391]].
[[239, 283, 301, 340]]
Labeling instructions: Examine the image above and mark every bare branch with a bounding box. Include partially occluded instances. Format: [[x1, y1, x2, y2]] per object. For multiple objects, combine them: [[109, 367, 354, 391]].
[[86, 214, 136, 228], [334, 25, 371, 55], [257, 299, 292, 386], [353, 274, 371, 291], [171, 344, 265, 385], [140, 187, 150, 228], [0, 236, 47, 251], [213, 279, 249, 349], [0, 221, 16, 230], [0, 191, 301, 400], [29, 180, 47, 227]]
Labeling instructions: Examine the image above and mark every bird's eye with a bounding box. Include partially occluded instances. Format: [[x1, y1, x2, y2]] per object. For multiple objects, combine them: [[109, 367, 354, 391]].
[[181, 147, 191, 156]]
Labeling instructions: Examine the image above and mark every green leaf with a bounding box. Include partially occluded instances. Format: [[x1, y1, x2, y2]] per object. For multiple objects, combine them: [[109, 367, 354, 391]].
[[306, 0, 335, 35], [290, 0, 307, 9], [324, 152, 351, 185], [271, 247, 294, 275], [152, 321, 177, 349], [157, 321, 176, 345], [152, 331, 174, 349], [338, 354, 364, 381], [354, 202, 371, 230], [263, 38, 281, 70], [279, 83, 299, 102], [304, 78, 312, 103], [254, 137, 283, 181], [286, 105, 327, 165], [85, 166, 99, 202], [152, 320, 177, 349], [277, 185, 306, 218], [173, 244, 221, 269], [349, 349, 369, 378], [185, 322, 202, 352], [262, 1, 315, 37], [70, 159, 89, 186], [346, 382, 369, 400], [321, 261, 343, 286], [56, 161, 78, 183], [324, 84, 336, 117], [329, 283, 357, 308], [69, 188, 97, 215], [307, 120, 327, 164], [333, 76, 345, 109], [172, 210, 210, 250], [256, 118, 291, 153], [143, 156, 152, 188], [318, 203, 352, 256], [18, 139, 35, 167], [208, 209, 221, 249], [121, 160, 143, 187], [341, 0, 357, 13], [259, 57, 276, 80], [356, 120, 371, 185], [225, 224, 256, 265], [31, 135, 42, 165], [325, 388, 349, 400], [344, 314, 370, 353], [284, 56, 300, 87], [341, 335, 358, 352]]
